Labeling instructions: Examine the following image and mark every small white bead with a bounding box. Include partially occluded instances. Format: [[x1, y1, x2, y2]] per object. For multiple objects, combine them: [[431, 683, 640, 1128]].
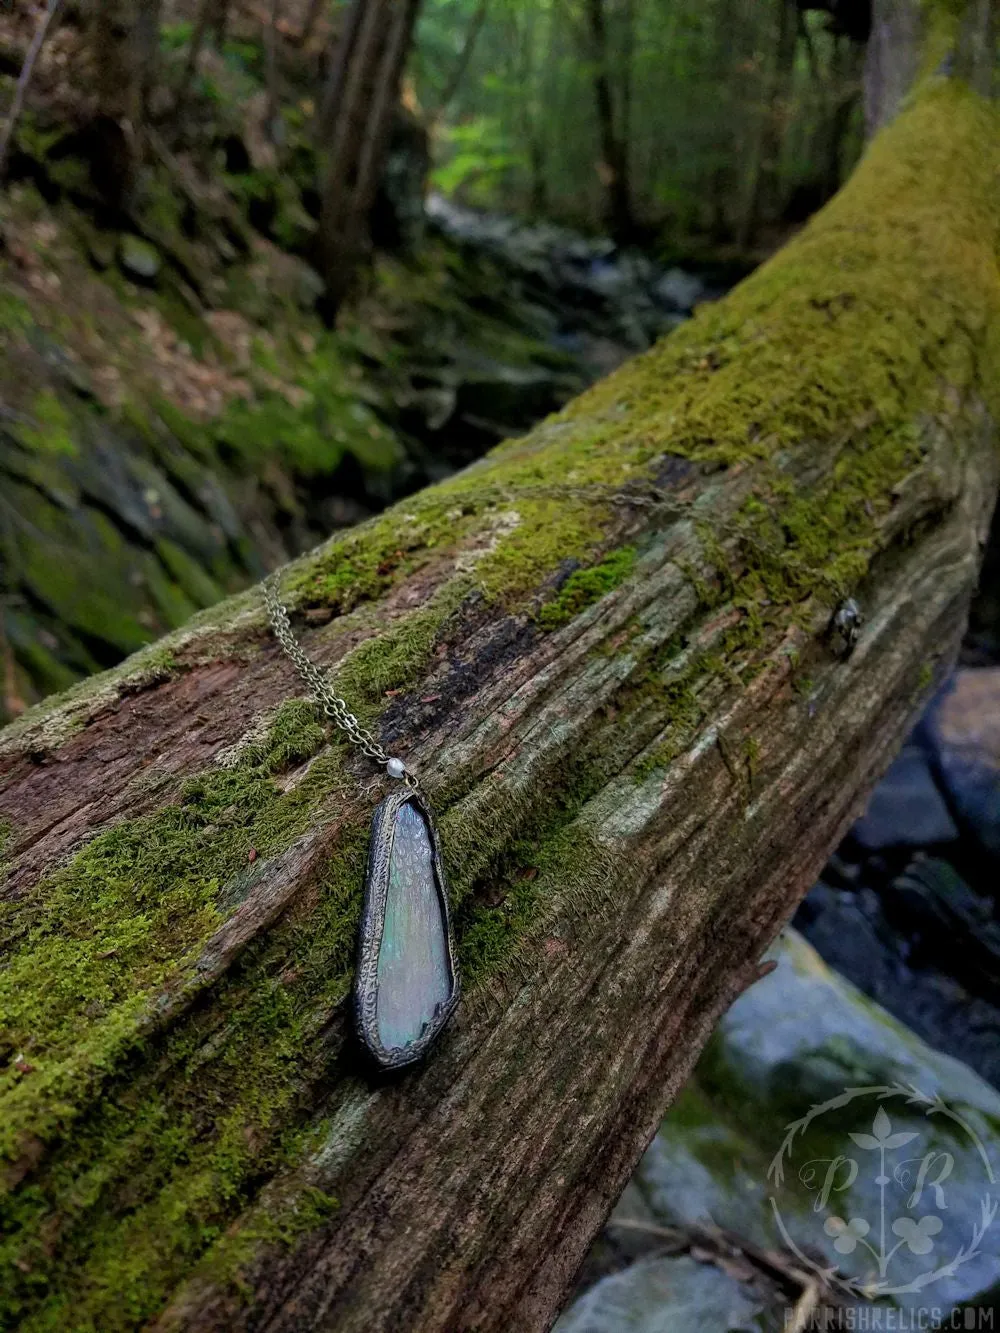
[[386, 757, 406, 779]]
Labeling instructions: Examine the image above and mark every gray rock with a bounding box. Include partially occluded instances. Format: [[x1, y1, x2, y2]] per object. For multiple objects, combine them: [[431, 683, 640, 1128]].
[[554, 1256, 764, 1333], [620, 932, 1000, 1315], [852, 744, 958, 849], [117, 235, 162, 283], [923, 669, 1000, 860], [653, 267, 705, 312], [796, 879, 1000, 1089]]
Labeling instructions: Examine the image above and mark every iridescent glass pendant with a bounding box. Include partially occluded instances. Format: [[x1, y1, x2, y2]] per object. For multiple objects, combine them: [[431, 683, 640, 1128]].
[[354, 787, 460, 1069]]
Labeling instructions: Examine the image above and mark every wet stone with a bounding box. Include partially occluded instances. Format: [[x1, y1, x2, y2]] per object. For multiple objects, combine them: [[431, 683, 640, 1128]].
[[922, 668, 1000, 861], [851, 744, 958, 850], [375, 801, 451, 1053]]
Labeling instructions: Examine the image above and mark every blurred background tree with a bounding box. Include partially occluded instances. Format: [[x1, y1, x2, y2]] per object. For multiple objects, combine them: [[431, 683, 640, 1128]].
[[0, 0, 877, 722], [414, 0, 869, 249]]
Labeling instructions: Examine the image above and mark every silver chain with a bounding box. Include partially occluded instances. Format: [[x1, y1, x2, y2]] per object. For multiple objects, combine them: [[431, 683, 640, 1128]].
[[261, 479, 692, 785], [263, 575, 402, 776], [261, 480, 678, 782]]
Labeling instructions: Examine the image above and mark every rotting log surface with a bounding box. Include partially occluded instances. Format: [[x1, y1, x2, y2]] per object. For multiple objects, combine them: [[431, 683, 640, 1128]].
[[2, 25, 1000, 1333]]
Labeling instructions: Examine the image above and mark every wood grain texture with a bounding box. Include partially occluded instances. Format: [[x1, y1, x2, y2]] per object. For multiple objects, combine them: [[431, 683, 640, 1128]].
[[1, 16, 999, 1325], [153, 427, 998, 1333]]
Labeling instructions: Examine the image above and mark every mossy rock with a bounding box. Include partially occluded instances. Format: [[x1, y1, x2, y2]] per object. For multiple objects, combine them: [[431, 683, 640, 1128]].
[[623, 932, 1000, 1315], [118, 236, 162, 284]]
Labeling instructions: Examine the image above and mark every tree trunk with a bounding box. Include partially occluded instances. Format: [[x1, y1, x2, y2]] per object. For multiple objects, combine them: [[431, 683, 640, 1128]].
[[513, 3, 546, 218], [706, 0, 744, 240], [90, 0, 138, 123], [316, 0, 422, 310], [818, 33, 865, 201], [134, 0, 163, 119], [742, 0, 799, 243], [297, 0, 328, 48], [207, 0, 230, 47], [264, 0, 282, 137], [432, 0, 488, 121], [1, 3, 999, 1328], [584, 0, 634, 242], [88, 0, 161, 125]]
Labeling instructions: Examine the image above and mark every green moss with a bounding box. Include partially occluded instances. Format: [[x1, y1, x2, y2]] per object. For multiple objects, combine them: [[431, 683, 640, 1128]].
[[200, 1185, 340, 1280], [155, 539, 225, 610], [241, 698, 326, 773], [333, 592, 462, 707], [285, 516, 433, 616], [211, 334, 403, 479], [0, 701, 365, 1326], [18, 392, 76, 458], [0, 699, 332, 1155], [631, 661, 713, 780], [0, 288, 32, 334], [536, 547, 637, 630], [452, 815, 620, 989]]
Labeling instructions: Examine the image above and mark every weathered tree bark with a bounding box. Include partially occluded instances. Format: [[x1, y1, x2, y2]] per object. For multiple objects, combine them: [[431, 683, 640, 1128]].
[[316, 0, 422, 309], [1, 2, 999, 1328]]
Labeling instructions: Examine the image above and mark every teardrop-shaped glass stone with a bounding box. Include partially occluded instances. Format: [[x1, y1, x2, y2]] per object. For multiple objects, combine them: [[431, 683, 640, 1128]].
[[374, 800, 452, 1053]]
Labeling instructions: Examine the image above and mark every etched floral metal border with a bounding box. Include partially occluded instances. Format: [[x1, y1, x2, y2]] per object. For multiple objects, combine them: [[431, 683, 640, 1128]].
[[353, 787, 460, 1070]]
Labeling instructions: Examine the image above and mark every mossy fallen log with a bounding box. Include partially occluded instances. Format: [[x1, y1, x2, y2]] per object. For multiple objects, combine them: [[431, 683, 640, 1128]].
[[1, 5, 999, 1329]]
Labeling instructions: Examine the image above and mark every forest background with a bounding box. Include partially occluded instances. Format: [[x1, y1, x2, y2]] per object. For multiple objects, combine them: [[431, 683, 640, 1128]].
[[0, 0, 871, 719]]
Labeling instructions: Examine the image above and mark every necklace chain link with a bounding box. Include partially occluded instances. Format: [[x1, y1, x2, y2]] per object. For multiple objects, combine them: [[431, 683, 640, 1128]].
[[263, 576, 391, 767], [262, 479, 690, 783]]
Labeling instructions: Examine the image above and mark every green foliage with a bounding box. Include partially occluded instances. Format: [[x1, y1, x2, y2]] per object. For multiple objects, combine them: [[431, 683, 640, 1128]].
[[222, 37, 266, 80], [430, 116, 528, 203], [159, 21, 193, 52], [415, 0, 867, 241]]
